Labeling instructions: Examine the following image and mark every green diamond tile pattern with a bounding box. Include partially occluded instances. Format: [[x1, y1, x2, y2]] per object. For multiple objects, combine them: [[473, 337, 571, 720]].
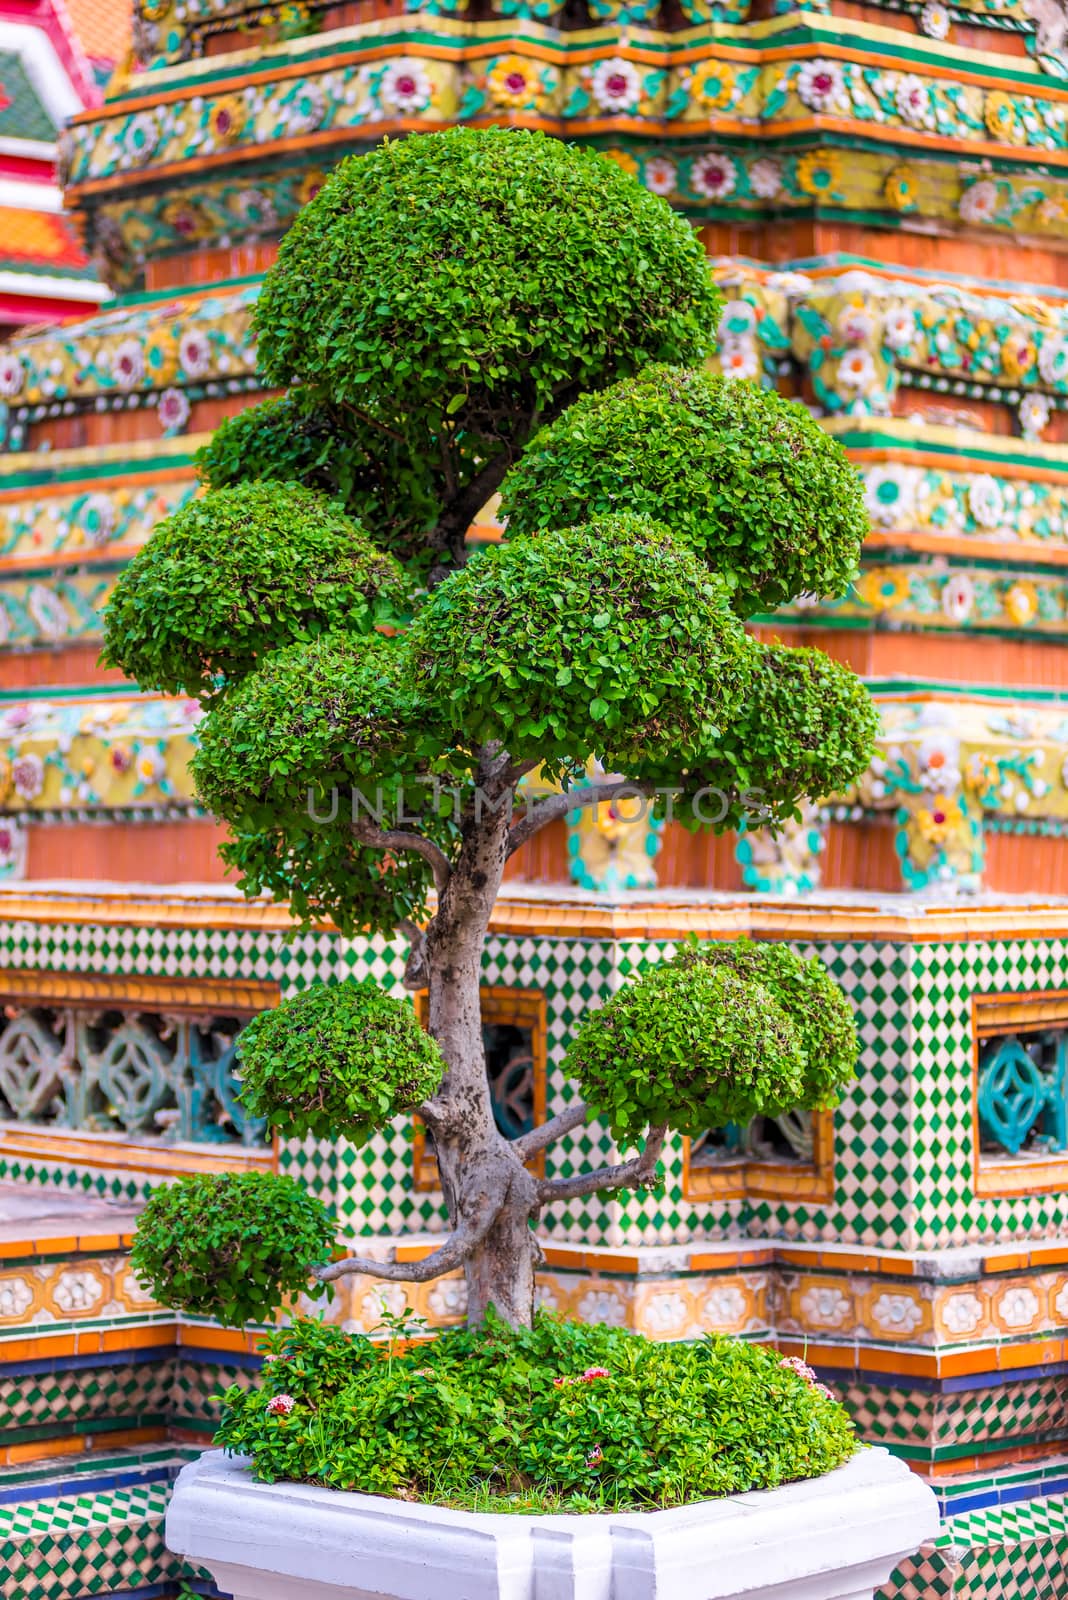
[[0, 1362, 171, 1441], [5, 911, 1068, 1247], [840, 1376, 1068, 1460], [0, 1482, 209, 1600], [170, 1357, 257, 1430], [882, 1492, 1068, 1600]]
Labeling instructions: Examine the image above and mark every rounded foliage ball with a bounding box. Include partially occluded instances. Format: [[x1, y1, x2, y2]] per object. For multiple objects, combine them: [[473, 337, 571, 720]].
[[672, 939, 857, 1108], [216, 1311, 856, 1506], [564, 959, 808, 1142], [102, 480, 409, 698], [191, 633, 424, 828], [255, 129, 721, 423], [634, 642, 878, 831], [237, 979, 445, 1143], [409, 514, 754, 772], [130, 1171, 335, 1327], [500, 367, 868, 615]]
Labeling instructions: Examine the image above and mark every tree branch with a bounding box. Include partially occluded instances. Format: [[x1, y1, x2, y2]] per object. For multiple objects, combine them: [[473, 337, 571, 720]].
[[536, 1125, 667, 1205], [398, 918, 429, 991], [427, 449, 518, 583], [351, 820, 451, 894], [314, 1192, 499, 1286], [507, 779, 654, 857], [513, 1101, 589, 1162]]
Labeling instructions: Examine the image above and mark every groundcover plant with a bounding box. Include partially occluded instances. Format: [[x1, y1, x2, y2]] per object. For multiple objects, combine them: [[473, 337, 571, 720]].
[[105, 125, 875, 1503]]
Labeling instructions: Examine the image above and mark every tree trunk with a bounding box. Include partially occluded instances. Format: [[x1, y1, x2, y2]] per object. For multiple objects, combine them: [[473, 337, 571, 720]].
[[423, 795, 539, 1328]]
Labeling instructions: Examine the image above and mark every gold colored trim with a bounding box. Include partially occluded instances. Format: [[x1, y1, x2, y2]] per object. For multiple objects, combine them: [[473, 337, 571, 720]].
[[0, 1123, 274, 1178], [0, 969, 280, 1015]]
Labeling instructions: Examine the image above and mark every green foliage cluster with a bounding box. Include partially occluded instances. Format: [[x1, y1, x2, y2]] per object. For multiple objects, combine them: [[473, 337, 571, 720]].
[[564, 937, 857, 1143], [410, 515, 754, 775], [672, 938, 858, 1109], [237, 979, 445, 1143], [216, 1311, 856, 1509], [130, 1172, 335, 1327], [500, 367, 867, 616], [255, 129, 721, 433], [101, 481, 409, 698], [635, 644, 879, 833], [195, 395, 450, 569]]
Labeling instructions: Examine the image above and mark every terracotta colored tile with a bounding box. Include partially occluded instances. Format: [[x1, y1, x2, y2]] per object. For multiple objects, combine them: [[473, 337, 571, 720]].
[[74, 1233, 122, 1253], [393, 1243, 432, 1262], [935, 1346, 1000, 1378], [0, 1331, 77, 1363], [2, 1435, 86, 1465], [98, 1324, 176, 1353], [73, 1331, 105, 1355], [776, 1339, 855, 1370], [540, 1246, 577, 1268], [776, 1249, 814, 1268], [178, 1324, 258, 1354], [1029, 1245, 1068, 1268], [860, 1347, 936, 1378], [982, 1251, 1030, 1274], [997, 1338, 1062, 1370], [583, 1253, 641, 1273], [35, 1235, 76, 1254], [0, 1241, 33, 1261]]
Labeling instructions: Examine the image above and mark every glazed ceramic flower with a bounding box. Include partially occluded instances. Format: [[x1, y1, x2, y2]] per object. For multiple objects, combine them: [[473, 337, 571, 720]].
[[0, 353, 24, 398], [111, 339, 145, 392], [863, 465, 916, 527], [967, 473, 1005, 528], [796, 60, 847, 113], [11, 753, 44, 802], [158, 387, 191, 434], [1004, 581, 1039, 625], [27, 585, 68, 643], [883, 165, 919, 211], [1018, 392, 1052, 439], [749, 156, 782, 199], [919, 1, 950, 38], [719, 298, 758, 338], [795, 150, 843, 198], [882, 306, 917, 353], [281, 82, 326, 135], [837, 304, 876, 345], [379, 62, 433, 114], [81, 493, 117, 548], [643, 155, 677, 196], [836, 348, 877, 390], [985, 91, 1024, 146], [136, 747, 167, 787], [590, 59, 642, 113], [210, 94, 247, 145], [690, 62, 735, 111], [941, 573, 975, 622], [719, 338, 759, 380], [121, 111, 160, 165], [690, 151, 738, 199], [917, 733, 962, 793], [485, 57, 535, 109], [178, 329, 212, 379], [1038, 337, 1068, 387], [895, 76, 933, 130], [1002, 334, 1038, 381], [958, 180, 998, 225]]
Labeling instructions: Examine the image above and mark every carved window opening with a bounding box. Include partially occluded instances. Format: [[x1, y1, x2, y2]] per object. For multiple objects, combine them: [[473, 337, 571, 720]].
[[683, 1109, 834, 1203], [974, 991, 1068, 1196], [412, 988, 547, 1191], [0, 971, 279, 1173]]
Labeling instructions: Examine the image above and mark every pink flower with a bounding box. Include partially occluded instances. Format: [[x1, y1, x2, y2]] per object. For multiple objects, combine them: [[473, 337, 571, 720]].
[[814, 1382, 836, 1401], [779, 1355, 818, 1385], [582, 1367, 610, 1381], [553, 1375, 572, 1388], [266, 1394, 296, 1416], [586, 1444, 603, 1466]]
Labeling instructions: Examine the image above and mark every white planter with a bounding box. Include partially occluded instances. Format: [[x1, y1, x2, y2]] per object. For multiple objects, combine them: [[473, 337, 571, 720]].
[[167, 1445, 938, 1600]]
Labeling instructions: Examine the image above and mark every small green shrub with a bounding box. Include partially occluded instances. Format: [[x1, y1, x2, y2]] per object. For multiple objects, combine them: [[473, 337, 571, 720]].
[[130, 1171, 335, 1327], [500, 366, 866, 616], [409, 515, 754, 776], [101, 480, 409, 698], [216, 1312, 856, 1509], [237, 979, 445, 1143], [564, 958, 809, 1142]]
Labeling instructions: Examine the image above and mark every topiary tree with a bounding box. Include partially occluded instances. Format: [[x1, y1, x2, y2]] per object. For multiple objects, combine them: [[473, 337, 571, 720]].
[[106, 126, 878, 1332]]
